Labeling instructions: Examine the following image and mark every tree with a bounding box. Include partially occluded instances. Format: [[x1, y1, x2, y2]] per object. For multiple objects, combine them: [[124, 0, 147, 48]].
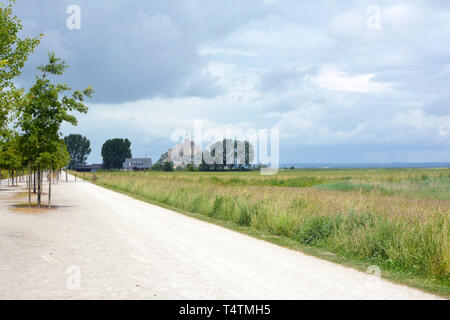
[[101, 138, 132, 170], [17, 52, 93, 207], [37, 142, 69, 208], [64, 134, 91, 169], [186, 164, 196, 171], [152, 151, 174, 171], [0, 0, 40, 129], [151, 163, 162, 171], [200, 139, 255, 171], [0, 132, 21, 187], [156, 151, 169, 165], [0, 0, 41, 189], [162, 161, 173, 172]]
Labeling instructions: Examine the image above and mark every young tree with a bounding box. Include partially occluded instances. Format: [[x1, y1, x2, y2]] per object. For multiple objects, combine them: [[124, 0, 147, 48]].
[[36, 142, 69, 208], [101, 138, 132, 170], [64, 134, 91, 169], [0, 132, 21, 187], [18, 52, 93, 207], [0, 0, 41, 188], [0, 0, 41, 126]]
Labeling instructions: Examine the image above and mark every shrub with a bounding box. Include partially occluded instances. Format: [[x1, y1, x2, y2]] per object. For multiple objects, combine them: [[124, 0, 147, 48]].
[[151, 163, 162, 171], [186, 164, 196, 171], [162, 162, 174, 172]]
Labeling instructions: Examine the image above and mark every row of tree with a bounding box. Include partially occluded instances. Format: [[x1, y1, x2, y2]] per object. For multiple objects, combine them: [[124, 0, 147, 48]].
[[63, 136, 255, 173], [152, 139, 255, 172], [62, 136, 134, 171], [0, 0, 93, 207], [199, 139, 254, 171]]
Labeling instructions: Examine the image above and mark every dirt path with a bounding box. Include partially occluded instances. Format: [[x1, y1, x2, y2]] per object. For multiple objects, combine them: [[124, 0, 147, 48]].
[[0, 175, 441, 299]]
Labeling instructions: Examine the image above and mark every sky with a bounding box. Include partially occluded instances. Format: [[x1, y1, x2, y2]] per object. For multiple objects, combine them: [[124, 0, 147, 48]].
[[12, 0, 450, 164]]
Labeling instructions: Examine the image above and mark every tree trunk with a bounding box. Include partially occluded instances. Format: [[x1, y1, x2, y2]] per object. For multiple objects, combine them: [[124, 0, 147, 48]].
[[66, 171, 68, 182], [28, 162, 31, 207], [33, 171, 36, 193], [48, 165, 52, 208], [37, 167, 41, 208]]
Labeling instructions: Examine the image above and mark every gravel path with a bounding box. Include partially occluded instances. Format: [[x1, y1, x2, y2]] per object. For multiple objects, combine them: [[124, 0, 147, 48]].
[[0, 175, 441, 299]]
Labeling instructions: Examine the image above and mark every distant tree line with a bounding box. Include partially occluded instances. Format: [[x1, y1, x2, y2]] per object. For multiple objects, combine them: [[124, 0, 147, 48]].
[[153, 139, 255, 172], [199, 139, 254, 171]]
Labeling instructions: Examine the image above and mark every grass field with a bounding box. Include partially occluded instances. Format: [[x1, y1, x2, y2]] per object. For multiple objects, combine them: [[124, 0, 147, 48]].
[[80, 168, 449, 296]]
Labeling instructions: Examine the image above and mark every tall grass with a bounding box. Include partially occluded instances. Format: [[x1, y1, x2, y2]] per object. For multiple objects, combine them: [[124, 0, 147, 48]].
[[316, 176, 450, 200], [93, 169, 450, 284]]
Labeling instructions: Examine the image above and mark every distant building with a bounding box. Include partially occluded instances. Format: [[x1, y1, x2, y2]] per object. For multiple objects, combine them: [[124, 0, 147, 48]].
[[123, 158, 152, 171], [74, 164, 103, 172]]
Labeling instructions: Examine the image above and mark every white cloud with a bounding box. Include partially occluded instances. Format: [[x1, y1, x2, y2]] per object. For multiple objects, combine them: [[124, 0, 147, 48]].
[[329, 9, 365, 38], [384, 5, 420, 29], [309, 66, 394, 93], [198, 47, 257, 57]]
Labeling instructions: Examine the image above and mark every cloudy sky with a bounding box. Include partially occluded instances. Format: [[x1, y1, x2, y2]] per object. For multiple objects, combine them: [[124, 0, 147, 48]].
[[13, 0, 450, 164]]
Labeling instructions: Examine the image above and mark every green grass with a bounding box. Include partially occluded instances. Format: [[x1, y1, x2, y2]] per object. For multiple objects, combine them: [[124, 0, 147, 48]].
[[316, 181, 382, 193], [316, 175, 450, 200], [80, 168, 450, 297]]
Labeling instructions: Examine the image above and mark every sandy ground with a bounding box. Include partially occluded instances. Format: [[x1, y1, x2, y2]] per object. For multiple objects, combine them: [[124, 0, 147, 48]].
[[0, 174, 441, 299]]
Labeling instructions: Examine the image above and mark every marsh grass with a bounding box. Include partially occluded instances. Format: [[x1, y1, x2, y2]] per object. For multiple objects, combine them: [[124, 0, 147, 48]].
[[85, 169, 449, 291]]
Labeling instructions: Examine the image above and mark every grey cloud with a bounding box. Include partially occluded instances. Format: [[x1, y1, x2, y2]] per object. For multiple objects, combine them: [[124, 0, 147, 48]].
[[259, 67, 306, 91], [15, 0, 236, 103]]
